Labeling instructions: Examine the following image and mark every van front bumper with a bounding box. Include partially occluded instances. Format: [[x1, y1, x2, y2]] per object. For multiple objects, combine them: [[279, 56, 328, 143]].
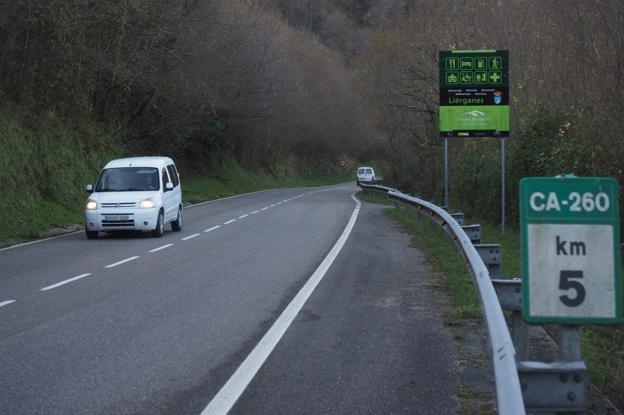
[[85, 208, 158, 232]]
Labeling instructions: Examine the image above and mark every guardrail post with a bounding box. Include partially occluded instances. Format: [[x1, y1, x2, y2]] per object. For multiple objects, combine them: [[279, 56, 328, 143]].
[[461, 224, 481, 244], [395, 201, 399, 211], [417, 211, 423, 224], [474, 244, 501, 278], [492, 278, 529, 361], [559, 325, 581, 361], [450, 213, 464, 225]]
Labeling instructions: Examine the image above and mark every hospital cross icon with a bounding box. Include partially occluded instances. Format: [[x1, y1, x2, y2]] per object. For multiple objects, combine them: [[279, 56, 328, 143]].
[[489, 71, 501, 83]]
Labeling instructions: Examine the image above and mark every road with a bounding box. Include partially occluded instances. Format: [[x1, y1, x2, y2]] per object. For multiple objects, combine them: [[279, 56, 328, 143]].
[[0, 184, 457, 414]]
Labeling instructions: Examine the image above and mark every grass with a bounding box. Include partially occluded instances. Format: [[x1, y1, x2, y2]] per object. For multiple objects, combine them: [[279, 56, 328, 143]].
[[383, 205, 482, 320], [355, 189, 394, 206], [358, 191, 624, 410], [0, 114, 122, 243]]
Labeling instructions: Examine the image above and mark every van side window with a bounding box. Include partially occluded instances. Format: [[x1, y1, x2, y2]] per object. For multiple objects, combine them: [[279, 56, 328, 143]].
[[172, 164, 180, 185], [162, 168, 171, 189], [166, 165, 179, 187]]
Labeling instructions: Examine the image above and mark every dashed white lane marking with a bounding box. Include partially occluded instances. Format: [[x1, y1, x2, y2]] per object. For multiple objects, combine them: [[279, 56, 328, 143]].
[[223, 219, 236, 225], [0, 300, 16, 308], [276, 202, 282, 205], [261, 207, 269, 211], [250, 210, 259, 215], [201, 193, 361, 415], [270, 204, 277, 207], [105, 256, 140, 269], [204, 225, 221, 233], [238, 214, 249, 219], [182, 233, 200, 241], [149, 243, 174, 253], [40, 273, 92, 291]]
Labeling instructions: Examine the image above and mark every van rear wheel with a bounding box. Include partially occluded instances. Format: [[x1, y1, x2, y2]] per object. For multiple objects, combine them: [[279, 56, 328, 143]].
[[171, 207, 182, 231]]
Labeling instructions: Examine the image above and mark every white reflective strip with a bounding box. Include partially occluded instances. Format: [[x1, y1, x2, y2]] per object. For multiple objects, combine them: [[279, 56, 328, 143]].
[[149, 243, 174, 253], [204, 225, 221, 233], [105, 256, 140, 268], [182, 233, 200, 241], [40, 273, 92, 291], [223, 219, 236, 225], [250, 211, 260, 215], [238, 214, 249, 219]]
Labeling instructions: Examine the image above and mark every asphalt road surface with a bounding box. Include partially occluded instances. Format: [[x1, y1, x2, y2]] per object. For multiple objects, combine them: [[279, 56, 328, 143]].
[[0, 184, 457, 414]]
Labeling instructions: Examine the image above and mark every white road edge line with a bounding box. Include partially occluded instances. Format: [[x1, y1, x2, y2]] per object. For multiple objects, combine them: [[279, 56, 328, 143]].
[[40, 273, 92, 291], [105, 256, 140, 269], [149, 243, 174, 253], [270, 204, 276, 207], [204, 225, 221, 233], [250, 210, 259, 215], [261, 207, 269, 211], [223, 219, 236, 225], [0, 300, 16, 308], [201, 193, 361, 415], [238, 214, 249, 219], [182, 233, 201, 241]]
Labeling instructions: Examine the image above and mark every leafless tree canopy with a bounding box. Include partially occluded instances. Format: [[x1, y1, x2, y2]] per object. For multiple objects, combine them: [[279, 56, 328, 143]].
[[1, 0, 623, 202]]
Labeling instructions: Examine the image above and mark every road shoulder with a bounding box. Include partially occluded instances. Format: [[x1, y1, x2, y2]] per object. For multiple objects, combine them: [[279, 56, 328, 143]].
[[231, 198, 459, 414]]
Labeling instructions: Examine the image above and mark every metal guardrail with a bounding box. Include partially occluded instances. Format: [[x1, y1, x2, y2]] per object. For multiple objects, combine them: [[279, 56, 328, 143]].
[[359, 183, 526, 415]]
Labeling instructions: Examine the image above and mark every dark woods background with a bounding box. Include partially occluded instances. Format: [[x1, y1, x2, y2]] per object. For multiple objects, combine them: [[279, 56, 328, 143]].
[[2, 0, 624, 227]]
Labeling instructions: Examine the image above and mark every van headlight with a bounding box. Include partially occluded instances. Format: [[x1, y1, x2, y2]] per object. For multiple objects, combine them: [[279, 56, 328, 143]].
[[86, 200, 97, 210], [139, 198, 155, 209]]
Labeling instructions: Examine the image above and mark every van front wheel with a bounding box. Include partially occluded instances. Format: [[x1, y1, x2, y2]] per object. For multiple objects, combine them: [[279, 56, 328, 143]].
[[86, 230, 98, 239], [152, 211, 165, 237]]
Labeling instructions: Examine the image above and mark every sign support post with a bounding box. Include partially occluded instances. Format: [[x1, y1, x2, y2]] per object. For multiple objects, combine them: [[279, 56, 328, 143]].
[[501, 137, 506, 234], [444, 138, 448, 207]]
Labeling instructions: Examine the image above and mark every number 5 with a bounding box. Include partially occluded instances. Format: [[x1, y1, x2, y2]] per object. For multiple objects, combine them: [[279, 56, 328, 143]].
[[559, 270, 585, 307]]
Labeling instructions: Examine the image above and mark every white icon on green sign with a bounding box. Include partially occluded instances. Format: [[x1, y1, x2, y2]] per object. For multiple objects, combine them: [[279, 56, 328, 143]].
[[474, 71, 487, 84]]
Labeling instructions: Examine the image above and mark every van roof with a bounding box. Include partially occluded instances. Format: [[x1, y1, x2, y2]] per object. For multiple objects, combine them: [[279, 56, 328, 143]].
[[103, 157, 174, 169]]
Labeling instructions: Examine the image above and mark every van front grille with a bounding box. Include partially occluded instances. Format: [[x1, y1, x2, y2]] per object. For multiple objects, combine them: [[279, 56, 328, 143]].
[[101, 202, 137, 208], [102, 213, 135, 227]]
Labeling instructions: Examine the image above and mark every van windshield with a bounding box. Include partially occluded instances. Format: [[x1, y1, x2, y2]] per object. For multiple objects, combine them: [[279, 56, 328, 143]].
[[96, 167, 160, 192]]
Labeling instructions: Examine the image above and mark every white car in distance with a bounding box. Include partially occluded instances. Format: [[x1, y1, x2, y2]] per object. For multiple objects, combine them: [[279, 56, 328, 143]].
[[356, 166, 377, 185], [84, 157, 183, 239]]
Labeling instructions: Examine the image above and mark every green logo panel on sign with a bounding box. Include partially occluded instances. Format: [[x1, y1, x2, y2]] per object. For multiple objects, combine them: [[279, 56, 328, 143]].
[[439, 105, 509, 133], [520, 176, 621, 324]]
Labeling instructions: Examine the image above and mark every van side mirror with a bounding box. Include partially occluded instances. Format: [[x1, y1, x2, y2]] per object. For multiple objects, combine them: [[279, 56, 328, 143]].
[[86, 184, 93, 193], [166, 182, 174, 191]]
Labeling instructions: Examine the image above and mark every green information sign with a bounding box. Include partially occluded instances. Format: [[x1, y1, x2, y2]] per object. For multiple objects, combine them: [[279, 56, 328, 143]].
[[520, 176, 622, 324], [439, 50, 509, 138]]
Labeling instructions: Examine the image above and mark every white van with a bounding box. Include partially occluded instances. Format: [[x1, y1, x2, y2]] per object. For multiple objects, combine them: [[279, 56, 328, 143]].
[[356, 166, 376, 185], [84, 157, 183, 239]]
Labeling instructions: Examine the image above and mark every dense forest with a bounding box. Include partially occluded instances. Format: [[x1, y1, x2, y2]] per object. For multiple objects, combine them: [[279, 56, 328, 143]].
[[1, 0, 624, 228]]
